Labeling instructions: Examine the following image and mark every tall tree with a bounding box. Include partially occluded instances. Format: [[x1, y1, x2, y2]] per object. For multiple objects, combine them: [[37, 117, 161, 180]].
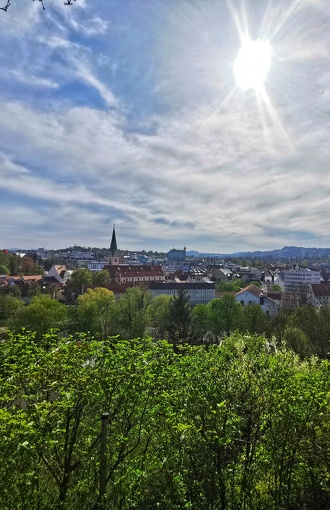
[[67, 268, 93, 295], [20, 256, 44, 276], [238, 303, 269, 335], [92, 269, 110, 286], [207, 294, 242, 339], [166, 287, 192, 345], [10, 294, 67, 341], [71, 287, 116, 339], [283, 326, 313, 358], [147, 294, 172, 340], [0, 264, 10, 275], [191, 303, 209, 342], [0, 295, 23, 322], [117, 287, 152, 339]]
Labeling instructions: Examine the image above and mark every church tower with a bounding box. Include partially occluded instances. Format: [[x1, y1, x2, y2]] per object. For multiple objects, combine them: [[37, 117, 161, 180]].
[[109, 225, 119, 266]]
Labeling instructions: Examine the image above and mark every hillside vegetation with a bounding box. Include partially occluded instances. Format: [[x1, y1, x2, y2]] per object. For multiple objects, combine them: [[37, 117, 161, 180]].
[[1, 332, 329, 509]]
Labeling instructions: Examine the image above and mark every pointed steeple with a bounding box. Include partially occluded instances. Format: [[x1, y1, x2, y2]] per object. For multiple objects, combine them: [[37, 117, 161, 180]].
[[110, 225, 117, 257], [109, 225, 119, 266]]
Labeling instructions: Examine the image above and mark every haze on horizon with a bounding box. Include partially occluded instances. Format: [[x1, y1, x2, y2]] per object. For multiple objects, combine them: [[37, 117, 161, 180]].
[[0, 0, 329, 253]]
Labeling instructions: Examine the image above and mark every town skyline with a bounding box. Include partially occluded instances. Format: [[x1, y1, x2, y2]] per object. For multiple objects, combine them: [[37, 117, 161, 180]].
[[1, 0, 329, 252], [5, 243, 330, 262]]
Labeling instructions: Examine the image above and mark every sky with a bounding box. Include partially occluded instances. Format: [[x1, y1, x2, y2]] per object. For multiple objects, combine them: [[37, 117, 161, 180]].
[[0, 0, 330, 253]]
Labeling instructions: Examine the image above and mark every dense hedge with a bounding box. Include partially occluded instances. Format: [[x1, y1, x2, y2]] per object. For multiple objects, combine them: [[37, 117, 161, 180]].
[[0, 332, 329, 509]]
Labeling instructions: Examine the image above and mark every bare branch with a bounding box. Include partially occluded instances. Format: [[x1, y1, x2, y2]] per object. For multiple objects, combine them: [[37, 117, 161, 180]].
[[0, 0, 10, 12], [0, 0, 77, 11]]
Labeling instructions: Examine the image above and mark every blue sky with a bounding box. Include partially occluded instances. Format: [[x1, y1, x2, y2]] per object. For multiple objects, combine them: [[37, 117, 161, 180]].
[[0, 0, 330, 253]]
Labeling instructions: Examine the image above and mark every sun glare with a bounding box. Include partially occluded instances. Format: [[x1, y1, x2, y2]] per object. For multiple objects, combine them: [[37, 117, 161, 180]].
[[234, 36, 272, 92]]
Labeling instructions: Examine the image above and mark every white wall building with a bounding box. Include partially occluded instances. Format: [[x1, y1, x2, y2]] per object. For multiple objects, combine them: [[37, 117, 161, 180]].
[[235, 284, 279, 316], [283, 266, 320, 294], [88, 260, 108, 271], [47, 265, 69, 284], [148, 282, 215, 306], [308, 283, 330, 307]]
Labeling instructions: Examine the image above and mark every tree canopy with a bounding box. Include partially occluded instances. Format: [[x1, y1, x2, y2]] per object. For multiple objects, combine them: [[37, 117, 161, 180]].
[[1, 331, 330, 509]]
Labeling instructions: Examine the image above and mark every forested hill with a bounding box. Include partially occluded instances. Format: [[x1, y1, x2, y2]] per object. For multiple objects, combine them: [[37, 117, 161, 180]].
[[187, 245, 330, 260]]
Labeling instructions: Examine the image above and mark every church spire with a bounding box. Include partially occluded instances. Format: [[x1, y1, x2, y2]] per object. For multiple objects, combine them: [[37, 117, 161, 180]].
[[109, 225, 119, 266], [110, 225, 117, 257]]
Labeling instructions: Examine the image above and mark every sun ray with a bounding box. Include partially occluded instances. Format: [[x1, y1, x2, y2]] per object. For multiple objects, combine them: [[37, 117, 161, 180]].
[[228, 1, 293, 152], [266, 0, 303, 40], [258, 87, 294, 150]]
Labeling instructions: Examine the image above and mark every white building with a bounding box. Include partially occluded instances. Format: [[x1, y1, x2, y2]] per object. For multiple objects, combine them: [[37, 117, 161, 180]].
[[308, 283, 330, 307], [47, 265, 69, 284], [88, 260, 108, 271], [148, 282, 215, 306], [235, 284, 279, 316], [283, 266, 320, 294]]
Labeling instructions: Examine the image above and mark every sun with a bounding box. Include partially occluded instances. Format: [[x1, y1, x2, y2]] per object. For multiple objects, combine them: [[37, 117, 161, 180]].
[[234, 35, 272, 92]]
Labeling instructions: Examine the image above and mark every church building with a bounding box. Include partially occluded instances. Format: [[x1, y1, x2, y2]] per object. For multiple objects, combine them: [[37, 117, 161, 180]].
[[107, 227, 165, 285]]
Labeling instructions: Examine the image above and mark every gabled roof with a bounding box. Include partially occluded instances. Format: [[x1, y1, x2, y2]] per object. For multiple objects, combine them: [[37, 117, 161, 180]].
[[86, 283, 134, 294], [267, 292, 282, 300], [23, 275, 43, 281], [216, 291, 236, 298], [236, 285, 278, 306], [236, 284, 263, 297], [43, 276, 64, 286], [310, 283, 330, 297], [109, 265, 164, 278], [54, 265, 67, 274], [320, 271, 330, 282], [148, 282, 215, 290], [219, 268, 233, 276], [175, 273, 189, 282]]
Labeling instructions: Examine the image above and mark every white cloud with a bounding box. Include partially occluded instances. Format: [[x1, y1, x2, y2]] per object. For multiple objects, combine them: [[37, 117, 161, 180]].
[[0, 0, 41, 36], [9, 70, 58, 88], [0, 91, 328, 252], [0, 0, 329, 251], [72, 57, 118, 107], [67, 16, 109, 35]]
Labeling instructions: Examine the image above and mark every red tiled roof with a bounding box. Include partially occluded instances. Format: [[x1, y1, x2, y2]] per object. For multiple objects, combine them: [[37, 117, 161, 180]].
[[109, 265, 164, 278], [216, 291, 236, 298], [236, 284, 263, 297], [148, 282, 215, 290], [267, 292, 282, 300], [54, 265, 67, 274], [86, 282, 135, 294], [311, 283, 330, 297]]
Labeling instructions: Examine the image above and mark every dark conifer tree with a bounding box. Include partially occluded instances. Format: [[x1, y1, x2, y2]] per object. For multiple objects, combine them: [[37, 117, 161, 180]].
[[166, 287, 192, 345]]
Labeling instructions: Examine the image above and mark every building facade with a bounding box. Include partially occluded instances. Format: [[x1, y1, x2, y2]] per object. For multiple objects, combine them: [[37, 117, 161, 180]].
[[167, 247, 186, 262], [283, 266, 320, 294], [235, 284, 279, 316], [148, 282, 215, 306]]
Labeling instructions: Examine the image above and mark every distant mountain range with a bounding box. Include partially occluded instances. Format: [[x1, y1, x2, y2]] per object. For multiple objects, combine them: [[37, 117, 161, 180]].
[[186, 246, 330, 260]]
